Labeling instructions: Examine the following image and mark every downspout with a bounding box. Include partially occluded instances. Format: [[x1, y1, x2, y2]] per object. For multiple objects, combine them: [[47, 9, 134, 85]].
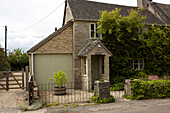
[[31, 53, 34, 80]]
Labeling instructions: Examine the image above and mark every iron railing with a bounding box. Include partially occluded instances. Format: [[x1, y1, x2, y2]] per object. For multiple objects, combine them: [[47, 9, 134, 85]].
[[36, 82, 124, 105]]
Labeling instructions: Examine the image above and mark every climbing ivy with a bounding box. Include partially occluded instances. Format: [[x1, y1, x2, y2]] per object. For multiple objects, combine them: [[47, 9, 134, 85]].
[[97, 8, 170, 82]]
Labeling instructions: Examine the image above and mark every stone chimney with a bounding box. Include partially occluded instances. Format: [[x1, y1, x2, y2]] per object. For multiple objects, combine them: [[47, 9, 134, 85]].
[[137, 0, 148, 8]]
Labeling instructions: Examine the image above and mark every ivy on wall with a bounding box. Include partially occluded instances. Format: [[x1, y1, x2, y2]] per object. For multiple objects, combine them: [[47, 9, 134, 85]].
[[97, 8, 170, 83]]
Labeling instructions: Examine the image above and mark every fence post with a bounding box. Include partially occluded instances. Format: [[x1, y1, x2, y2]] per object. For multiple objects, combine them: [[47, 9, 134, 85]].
[[5, 72, 9, 91], [28, 81, 32, 105], [26, 66, 29, 91], [28, 75, 34, 105], [22, 71, 24, 90]]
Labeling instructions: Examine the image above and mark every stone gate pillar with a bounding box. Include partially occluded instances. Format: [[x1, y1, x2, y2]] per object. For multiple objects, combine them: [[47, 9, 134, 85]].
[[94, 80, 110, 99]]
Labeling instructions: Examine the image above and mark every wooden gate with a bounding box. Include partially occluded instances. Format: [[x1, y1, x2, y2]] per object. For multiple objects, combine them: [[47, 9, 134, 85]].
[[0, 71, 24, 90]]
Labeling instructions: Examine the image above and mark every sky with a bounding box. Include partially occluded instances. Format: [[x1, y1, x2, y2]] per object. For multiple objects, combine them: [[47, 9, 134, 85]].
[[0, 0, 170, 52]]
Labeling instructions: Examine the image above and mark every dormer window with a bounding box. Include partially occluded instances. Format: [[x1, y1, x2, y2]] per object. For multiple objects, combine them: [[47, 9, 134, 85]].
[[89, 23, 102, 39]]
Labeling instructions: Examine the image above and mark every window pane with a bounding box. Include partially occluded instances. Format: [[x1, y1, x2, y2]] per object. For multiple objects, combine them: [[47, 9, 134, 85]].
[[140, 59, 143, 64], [134, 64, 138, 70], [91, 24, 95, 38], [134, 60, 138, 64], [91, 31, 94, 38], [96, 33, 99, 38], [102, 56, 104, 74], [140, 64, 143, 69], [91, 24, 94, 30], [84, 57, 86, 75]]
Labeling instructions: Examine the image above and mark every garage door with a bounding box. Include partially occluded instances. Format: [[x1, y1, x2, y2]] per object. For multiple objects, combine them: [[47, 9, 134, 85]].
[[34, 54, 72, 86]]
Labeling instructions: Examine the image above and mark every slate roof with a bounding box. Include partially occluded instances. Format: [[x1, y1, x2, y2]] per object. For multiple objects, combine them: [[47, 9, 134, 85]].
[[27, 21, 72, 53], [149, 2, 170, 25], [68, 0, 169, 25], [78, 40, 112, 56]]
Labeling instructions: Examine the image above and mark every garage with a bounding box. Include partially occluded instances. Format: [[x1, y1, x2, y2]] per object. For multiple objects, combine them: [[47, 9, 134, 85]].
[[34, 54, 72, 85]]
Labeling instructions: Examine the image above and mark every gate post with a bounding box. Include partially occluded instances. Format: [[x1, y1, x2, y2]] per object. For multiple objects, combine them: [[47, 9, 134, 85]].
[[4, 71, 9, 91], [22, 71, 24, 90], [94, 80, 110, 99], [26, 66, 29, 91]]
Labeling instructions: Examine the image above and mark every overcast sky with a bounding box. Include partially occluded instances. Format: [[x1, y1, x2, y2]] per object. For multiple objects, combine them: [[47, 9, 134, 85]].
[[0, 0, 170, 52]]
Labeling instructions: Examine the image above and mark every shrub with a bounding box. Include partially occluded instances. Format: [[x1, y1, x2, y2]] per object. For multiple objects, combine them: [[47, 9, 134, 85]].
[[19, 99, 46, 111], [49, 70, 67, 87], [91, 95, 115, 103], [71, 103, 78, 108], [125, 80, 170, 100], [110, 82, 124, 91], [99, 79, 104, 82], [52, 101, 59, 106]]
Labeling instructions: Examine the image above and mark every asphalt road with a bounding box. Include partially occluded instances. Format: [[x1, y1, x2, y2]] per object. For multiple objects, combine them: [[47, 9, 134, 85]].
[[2, 98, 169, 113], [47, 98, 170, 113]]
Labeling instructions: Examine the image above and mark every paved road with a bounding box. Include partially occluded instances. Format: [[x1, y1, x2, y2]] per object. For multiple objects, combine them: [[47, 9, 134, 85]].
[[46, 98, 170, 113], [2, 98, 169, 113]]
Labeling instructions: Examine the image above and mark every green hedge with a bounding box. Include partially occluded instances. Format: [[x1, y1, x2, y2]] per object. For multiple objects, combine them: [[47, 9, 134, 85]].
[[126, 80, 170, 100], [91, 95, 115, 103]]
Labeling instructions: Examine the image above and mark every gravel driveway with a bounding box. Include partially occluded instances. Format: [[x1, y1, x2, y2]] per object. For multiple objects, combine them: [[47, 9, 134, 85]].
[[0, 89, 27, 108]]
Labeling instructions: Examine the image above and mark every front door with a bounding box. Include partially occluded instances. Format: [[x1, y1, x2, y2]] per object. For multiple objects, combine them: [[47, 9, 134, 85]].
[[91, 55, 100, 89]]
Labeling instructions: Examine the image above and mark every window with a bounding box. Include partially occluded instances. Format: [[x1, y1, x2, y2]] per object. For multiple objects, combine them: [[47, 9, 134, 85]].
[[101, 56, 104, 74], [89, 23, 102, 39], [133, 59, 144, 70], [138, 27, 144, 40], [83, 57, 87, 75]]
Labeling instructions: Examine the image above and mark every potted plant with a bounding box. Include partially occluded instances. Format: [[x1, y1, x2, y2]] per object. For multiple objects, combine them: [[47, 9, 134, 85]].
[[49, 70, 67, 95]]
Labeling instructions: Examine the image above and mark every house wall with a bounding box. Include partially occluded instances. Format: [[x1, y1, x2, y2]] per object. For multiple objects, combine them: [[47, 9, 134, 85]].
[[73, 21, 110, 89], [73, 21, 95, 87], [34, 24, 73, 54], [64, 2, 73, 25], [28, 23, 73, 77]]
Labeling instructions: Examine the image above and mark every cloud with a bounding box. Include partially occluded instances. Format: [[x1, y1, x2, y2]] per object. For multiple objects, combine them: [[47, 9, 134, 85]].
[[7, 36, 43, 52]]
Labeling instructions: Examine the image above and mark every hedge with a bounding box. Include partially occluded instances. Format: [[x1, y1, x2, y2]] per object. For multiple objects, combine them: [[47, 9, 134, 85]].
[[125, 80, 170, 100]]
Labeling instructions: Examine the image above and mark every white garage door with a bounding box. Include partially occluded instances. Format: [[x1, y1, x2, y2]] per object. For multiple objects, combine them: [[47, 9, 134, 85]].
[[34, 54, 72, 86]]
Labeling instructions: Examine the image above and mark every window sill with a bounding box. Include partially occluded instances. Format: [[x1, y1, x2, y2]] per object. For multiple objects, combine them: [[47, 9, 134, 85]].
[[82, 74, 87, 77], [90, 38, 102, 40]]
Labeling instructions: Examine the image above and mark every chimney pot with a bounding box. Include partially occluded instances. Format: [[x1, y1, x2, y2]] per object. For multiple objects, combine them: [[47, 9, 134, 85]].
[[55, 27, 57, 31]]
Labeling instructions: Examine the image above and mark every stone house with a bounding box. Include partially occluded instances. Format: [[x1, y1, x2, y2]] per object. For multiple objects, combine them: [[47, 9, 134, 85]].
[[27, 0, 170, 90]]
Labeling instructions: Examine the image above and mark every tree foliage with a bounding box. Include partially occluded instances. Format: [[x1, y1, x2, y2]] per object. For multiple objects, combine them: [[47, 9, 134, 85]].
[[8, 48, 29, 71], [97, 8, 169, 83], [0, 47, 10, 71], [144, 25, 170, 75]]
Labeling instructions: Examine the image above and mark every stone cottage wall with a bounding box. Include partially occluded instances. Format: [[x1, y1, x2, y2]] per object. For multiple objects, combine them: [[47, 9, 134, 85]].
[[73, 21, 94, 88], [28, 23, 73, 74], [73, 21, 110, 89], [34, 24, 73, 54]]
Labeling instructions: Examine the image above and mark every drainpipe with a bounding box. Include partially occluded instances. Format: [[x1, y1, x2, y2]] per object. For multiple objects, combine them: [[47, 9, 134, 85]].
[[31, 53, 34, 79]]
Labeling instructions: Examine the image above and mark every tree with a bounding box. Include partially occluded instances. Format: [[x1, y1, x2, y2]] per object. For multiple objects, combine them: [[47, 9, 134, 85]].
[[0, 45, 10, 71], [8, 48, 29, 71], [97, 8, 169, 83]]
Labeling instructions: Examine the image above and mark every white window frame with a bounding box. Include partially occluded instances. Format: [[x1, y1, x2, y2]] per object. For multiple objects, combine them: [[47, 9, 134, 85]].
[[133, 59, 144, 70], [83, 57, 87, 76], [89, 23, 102, 39]]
